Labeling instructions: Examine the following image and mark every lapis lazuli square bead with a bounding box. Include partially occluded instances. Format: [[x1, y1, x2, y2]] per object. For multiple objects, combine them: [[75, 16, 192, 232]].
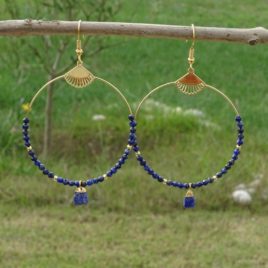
[[183, 196, 195, 208], [73, 191, 88, 205]]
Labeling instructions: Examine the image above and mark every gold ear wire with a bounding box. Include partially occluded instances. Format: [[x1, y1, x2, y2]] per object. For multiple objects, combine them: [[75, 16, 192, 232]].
[[188, 24, 195, 69], [175, 24, 206, 95], [76, 20, 83, 65]]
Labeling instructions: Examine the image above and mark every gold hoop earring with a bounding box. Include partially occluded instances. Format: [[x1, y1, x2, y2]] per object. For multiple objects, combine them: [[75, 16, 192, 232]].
[[133, 24, 244, 209], [22, 20, 134, 206]]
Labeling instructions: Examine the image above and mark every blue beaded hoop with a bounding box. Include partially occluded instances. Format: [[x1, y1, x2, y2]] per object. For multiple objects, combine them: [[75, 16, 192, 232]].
[[133, 26, 244, 208], [22, 20, 134, 206]]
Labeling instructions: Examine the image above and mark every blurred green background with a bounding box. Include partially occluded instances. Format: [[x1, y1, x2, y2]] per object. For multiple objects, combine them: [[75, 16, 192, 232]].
[[0, 0, 268, 267]]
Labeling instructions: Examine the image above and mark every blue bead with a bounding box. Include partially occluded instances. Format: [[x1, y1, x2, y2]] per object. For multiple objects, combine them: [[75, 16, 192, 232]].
[[118, 159, 125, 165], [23, 137, 30, 142], [28, 150, 35, 157], [128, 139, 135, 145], [140, 159, 146, 166], [57, 177, 63, 183], [98, 176, 104, 182], [225, 164, 231, 170], [238, 129, 244, 134], [147, 168, 154, 175], [235, 116, 241, 122], [137, 155, 143, 161], [23, 118, 30, 124], [73, 191, 88, 205], [107, 171, 113, 177], [203, 180, 209, 185], [178, 182, 184, 188], [152, 172, 159, 179], [208, 178, 214, 183], [39, 164, 45, 170], [130, 128, 136, 133], [69, 181, 75, 186], [238, 134, 244, 139], [25, 142, 31, 147], [31, 156, 37, 161], [183, 196, 195, 208], [63, 179, 69, 185], [237, 122, 243, 128], [128, 115, 135, 121], [157, 177, 164, 182], [197, 182, 203, 187], [221, 168, 227, 174], [176, 182, 183, 188], [111, 167, 117, 174], [129, 121, 137, 127], [22, 130, 28, 136], [237, 139, 244, 146], [233, 149, 240, 156], [86, 180, 93, 186], [124, 149, 130, 155], [216, 172, 222, 178], [129, 133, 136, 140], [43, 169, 49, 175], [115, 163, 121, 169], [144, 165, 149, 171], [34, 160, 41, 167], [133, 145, 139, 152], [228, 160, 235, 166], [122, 154, 128, 160], [232, 155, 238, 160], [48, 172, 54, 178], [22, 125, 29, 130], [191, 183, 197, 188]]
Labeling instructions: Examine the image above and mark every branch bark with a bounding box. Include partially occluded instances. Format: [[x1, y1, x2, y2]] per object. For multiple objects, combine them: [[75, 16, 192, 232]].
[[0, 20, 268, 45]]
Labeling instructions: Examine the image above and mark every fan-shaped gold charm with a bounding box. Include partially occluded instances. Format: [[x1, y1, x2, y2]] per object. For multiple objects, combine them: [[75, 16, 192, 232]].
[[176, 70, 206, 96], [64, 64, 94, 88]]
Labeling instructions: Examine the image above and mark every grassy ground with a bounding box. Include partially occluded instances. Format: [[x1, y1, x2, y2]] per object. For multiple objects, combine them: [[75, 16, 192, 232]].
[[1, 205, 268, 268], [1, 0, 268, 267]]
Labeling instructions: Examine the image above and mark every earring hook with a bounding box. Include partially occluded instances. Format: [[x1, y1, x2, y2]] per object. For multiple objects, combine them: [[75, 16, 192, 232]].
[[191, 24, 195, 48], [76, 20, 83, 65], [77, 20, 81, 41], [188, 24, 196, 70]]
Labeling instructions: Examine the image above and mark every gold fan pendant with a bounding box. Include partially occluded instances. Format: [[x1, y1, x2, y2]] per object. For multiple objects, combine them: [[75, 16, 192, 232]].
[[176, 69, 206, 96], [64, 64, 95, 88]]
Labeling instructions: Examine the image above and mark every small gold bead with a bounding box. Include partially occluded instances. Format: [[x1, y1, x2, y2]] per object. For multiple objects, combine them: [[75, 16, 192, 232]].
[[136, 151, 141, 156], [27, 146, 32, 151], [22, 103, 31, 112], [127, 145, 132, 150], [53, 175, 58, 182], [236, 145, 241, 150], [212, 175, 217, 180], [103, 174, 108, 180], [162, 178, 168, 185]]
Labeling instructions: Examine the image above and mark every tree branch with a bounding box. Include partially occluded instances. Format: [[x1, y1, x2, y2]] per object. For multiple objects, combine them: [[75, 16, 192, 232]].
[[0, 20, 268, 45]]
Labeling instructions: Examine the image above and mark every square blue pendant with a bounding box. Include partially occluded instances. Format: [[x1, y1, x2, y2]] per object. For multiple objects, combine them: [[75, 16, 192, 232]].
[[183, 196, 195, 208], [73, 187, 88, 205]]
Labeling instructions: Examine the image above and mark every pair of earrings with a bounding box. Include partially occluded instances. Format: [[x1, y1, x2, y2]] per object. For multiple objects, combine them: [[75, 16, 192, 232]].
[[22, 23, 244, 208]]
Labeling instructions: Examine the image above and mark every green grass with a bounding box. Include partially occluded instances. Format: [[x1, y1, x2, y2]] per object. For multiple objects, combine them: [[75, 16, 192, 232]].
[[1, 0, 268, 267], [1, 205, 268, 268]]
